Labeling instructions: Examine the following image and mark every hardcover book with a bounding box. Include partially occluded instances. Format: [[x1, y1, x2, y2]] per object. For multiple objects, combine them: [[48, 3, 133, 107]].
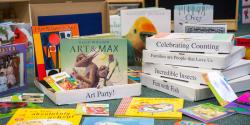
[[115, 97, 184, 119], [0, 44, 27, 96], [235, 35, 250, 59], [120, 8, 171, 65], [146, 33, 234, 54], [179, 103, 234, 123], [82, 117, 154, 125], [174, 4, 213, 32], [76, 103, 109, 116], [7, 108, 82, 125], [184, 23, 227, 33], [60, 38, 128, 88], [202, 72, 238, 106], [32, 24, 79, 80], [225, 92, 250, 115]]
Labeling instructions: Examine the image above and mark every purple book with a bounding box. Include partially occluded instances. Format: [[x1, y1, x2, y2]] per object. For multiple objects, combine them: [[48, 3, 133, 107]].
[[225, 92, 250, 115], [0, 43, 27, 96]]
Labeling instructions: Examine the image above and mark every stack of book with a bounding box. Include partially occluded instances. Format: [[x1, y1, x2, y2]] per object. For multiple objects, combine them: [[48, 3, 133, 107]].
[[141, 33, 250, 101]]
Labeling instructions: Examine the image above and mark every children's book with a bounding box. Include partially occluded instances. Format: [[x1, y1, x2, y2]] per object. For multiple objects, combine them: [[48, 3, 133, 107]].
[[184, 23, 227, 33], [202, 72, 238, 106], [82, 117, 154, 125], [242, 7, 250, 24], [32, 24, 79, 80], [0, 102, 40, 119], [235, 35, 250, 60], [174, 120, 218, 125], [76, 103, 109, 116], [60, 37, 128, 89], [120, 8, 171, 66], [7, 108, 82, 125], [174, 4, 213, 32], [179, 103, 235, 123], [115, 97, 184, 119], [43, 72, 78, 92], [225, 92, 250, 115], [0, 43, 27, 96], [0, 93, 44, 103], [110, 15, 121, 36]]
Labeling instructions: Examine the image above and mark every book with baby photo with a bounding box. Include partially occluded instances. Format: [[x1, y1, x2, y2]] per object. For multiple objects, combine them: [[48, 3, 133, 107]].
[[0, 43, 27, 96], [60, 37, 128, 89]]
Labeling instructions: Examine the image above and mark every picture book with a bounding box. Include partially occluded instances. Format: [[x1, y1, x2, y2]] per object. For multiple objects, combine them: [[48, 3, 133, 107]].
[[202, 72, 238, 106], [115, 97, 184, 119], [184, 23, 227, 33], [242, 7, 250, 24], [174, 4, 213, 32], [225, 92, 250, 115], [76, 103, 109, 116], [7, 108, 82, 125], [0, 102, 40, 119], [82, 117, 154, 125], [235, 35, 250, 60], [179, 103, 235, 123], [0, 43, 27, 96], [32, 24, 79, 80], [120, 8, 171, 65], [110, 15, 121, 36], [44, 72, 78, 92], [60, 38, 128, 89], [0, 93, 44, 103], [174, 120, 218, 125]]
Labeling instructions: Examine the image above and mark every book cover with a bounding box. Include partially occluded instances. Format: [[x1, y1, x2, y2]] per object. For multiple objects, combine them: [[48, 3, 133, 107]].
[[242, 7, 250, 24], [179, 103, 234, 123], [120, 8, 171, 65], [146, 33, 234, 54], [174, 4, 213, 32], [0, 102, 40, 119], [32, 24, 79, 80], [202, 72, 238, 106], [115, 97, 184, 119], [110, 15, 121, 36], [184, 23, 227, 33], [0, 93, 44, 103], [0, 44, 27, 96], [7, 108, 82, 125], [82, 117, 154, 125], [225, 92, 250, 115], [60, 38, 128, 89], [76, 103, 109, 116], [174, 120, 218, 125], [235, 35, 250, 59]]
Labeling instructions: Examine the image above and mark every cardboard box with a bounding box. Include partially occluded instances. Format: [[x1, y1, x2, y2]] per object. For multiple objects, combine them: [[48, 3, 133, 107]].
[[34, 80, 141, 105], [146, 33, 234, 54], [143, 46, 245, 69], [142, 59, 250, 84], [141, 73, 250, 101]]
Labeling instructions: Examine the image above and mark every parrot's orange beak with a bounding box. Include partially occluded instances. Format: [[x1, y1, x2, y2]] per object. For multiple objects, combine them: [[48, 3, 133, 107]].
[[139, 22, 157, 42]]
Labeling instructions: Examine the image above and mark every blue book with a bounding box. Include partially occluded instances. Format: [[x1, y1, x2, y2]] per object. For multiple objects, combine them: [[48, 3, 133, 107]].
[[82, 117, 154, 125], [38, 13, 102, 36]]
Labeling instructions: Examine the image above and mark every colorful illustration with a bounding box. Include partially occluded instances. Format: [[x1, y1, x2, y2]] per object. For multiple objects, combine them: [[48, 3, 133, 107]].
[[235, 35, 250, 60], [7, 108, 82, 125], [180, 103, 234, 123], [174, 120, 218, 125], [76, 103, 109, 116], [82, 117, 154, 125], [115, 97, 184, 119], [202, 72, 237, 106], [32, 24, 79, 80], [225, 92, 250, 115], [242, 7, 250, 24], [61, 38, 128, 89]]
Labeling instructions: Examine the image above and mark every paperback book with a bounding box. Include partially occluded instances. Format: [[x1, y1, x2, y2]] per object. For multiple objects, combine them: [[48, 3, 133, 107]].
[[82, 117, 154, 125], [32, 24, 79, 80], [120, 8, 171, 65], [60, 38, 128, 89], [179, 103, 234, 123], [0, 43, 27, 96], [225, 92, 250, 115], [115, 97, 184, 119], [184, 23, 227, 33], [202, 72, 238, 106], [146, 33, 234, 54], [7, 108, 82, 125], [76, 103, 109, 116]]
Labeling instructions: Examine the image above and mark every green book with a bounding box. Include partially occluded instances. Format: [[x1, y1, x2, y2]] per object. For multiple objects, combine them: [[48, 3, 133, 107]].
[[60, 37, 128, 89]]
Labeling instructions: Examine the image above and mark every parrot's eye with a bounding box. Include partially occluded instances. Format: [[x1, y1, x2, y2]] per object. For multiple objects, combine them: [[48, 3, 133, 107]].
[[133, 29, 137, 34]]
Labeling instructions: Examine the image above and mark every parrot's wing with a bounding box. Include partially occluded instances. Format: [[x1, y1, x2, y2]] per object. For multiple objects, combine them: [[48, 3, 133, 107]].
[[127, 41, 136, 66]]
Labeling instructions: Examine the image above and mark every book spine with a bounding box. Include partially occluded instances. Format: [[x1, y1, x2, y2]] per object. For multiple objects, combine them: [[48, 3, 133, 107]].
[[146, 38, 232, 53]]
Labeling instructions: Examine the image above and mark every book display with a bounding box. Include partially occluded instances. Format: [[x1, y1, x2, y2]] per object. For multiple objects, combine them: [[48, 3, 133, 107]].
[[0, 0, 249, 125]]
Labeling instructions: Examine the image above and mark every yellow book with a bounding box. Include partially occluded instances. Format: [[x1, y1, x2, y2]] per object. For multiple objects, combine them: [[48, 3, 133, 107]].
[[7, 108, 82, 125], [114, 97, 184, 119]]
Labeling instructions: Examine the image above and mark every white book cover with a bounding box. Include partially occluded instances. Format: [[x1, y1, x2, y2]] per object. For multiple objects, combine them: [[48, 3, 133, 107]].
[[143, 46, 245, 69], [146, 33, 234, 53], [120, 8, 171, 65], [110, 15, 121, 36], [242, 7, 250, 24], [184, 23, 227, 33], [174, 4, 213, 32]]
